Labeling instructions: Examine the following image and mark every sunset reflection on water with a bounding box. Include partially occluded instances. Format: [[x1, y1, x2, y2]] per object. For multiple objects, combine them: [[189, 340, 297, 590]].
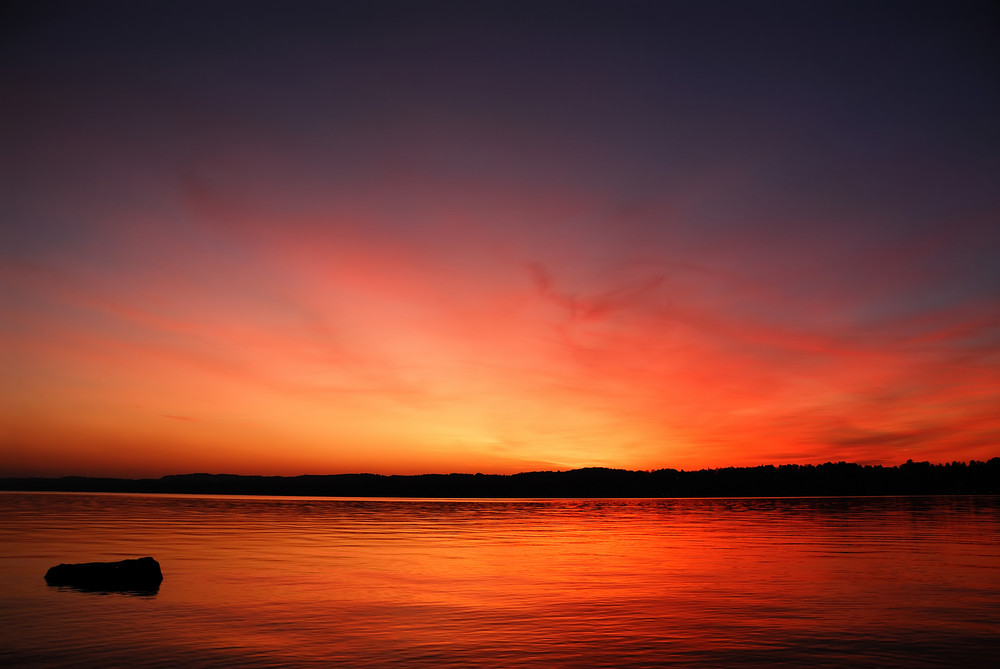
[[1, 493, 998, 667]]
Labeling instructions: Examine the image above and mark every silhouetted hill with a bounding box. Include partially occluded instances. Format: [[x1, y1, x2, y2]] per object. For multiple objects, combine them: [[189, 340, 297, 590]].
[[2, 459, 998, 497]]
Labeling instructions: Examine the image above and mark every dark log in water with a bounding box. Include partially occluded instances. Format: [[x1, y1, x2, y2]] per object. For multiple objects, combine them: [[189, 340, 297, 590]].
[[44, 556, 163, 591]]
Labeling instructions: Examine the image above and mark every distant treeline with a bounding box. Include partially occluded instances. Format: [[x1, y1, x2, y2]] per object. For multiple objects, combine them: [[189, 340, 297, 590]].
[[2, 459, 998, 497]]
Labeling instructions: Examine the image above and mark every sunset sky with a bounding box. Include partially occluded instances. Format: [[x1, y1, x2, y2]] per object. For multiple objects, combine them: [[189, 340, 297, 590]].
[[2, 0, 998, 477]]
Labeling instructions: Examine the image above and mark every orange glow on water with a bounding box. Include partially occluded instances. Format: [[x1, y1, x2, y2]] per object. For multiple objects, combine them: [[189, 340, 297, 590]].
[[4, 494, 997, 666]]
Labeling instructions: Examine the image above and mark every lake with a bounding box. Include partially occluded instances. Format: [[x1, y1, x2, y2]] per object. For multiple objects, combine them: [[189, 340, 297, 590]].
[[1, 492, 997, 667]]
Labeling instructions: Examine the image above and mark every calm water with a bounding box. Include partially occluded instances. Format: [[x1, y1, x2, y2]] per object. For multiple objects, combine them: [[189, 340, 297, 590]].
[[1, 493, 998, 668]]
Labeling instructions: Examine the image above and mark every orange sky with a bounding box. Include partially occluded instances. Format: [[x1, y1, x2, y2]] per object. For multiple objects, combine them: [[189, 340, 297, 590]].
[[2, 2, 998, 477]]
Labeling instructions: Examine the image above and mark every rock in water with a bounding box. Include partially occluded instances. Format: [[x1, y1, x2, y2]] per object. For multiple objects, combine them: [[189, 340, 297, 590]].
[[45, 556, 163, 590]]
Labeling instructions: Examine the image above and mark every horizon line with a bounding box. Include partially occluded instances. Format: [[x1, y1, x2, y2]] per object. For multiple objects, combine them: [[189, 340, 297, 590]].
[[4, 457, 998, 481]]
